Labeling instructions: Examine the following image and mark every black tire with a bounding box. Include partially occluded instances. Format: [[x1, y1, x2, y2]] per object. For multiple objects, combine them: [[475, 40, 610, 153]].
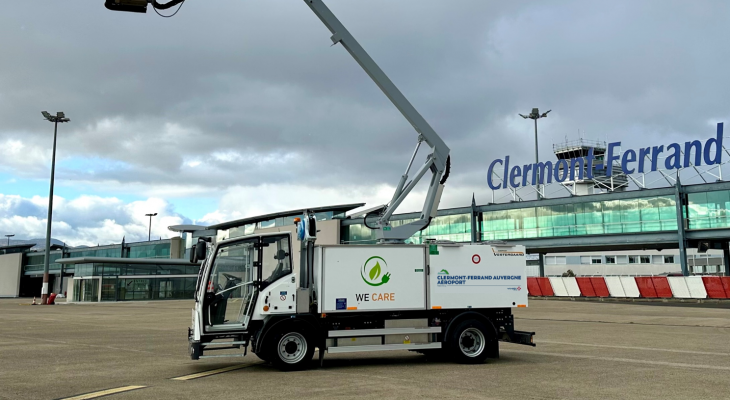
[[265, 325, 315, 371], [446, 319, 492, 364]]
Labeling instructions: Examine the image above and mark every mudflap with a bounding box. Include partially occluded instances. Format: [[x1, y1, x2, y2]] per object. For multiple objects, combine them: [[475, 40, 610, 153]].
[[190, 340, 202, 360], [486, 339, 500, 359]]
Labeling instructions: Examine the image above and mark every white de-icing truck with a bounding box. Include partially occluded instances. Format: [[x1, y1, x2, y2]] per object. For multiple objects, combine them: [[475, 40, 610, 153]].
[[185, 225, 533, 370], [104, 0, 536, 370]]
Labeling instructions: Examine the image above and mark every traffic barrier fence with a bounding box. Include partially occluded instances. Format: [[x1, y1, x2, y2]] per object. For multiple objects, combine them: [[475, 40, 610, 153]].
[[527, 276, 728, 300]]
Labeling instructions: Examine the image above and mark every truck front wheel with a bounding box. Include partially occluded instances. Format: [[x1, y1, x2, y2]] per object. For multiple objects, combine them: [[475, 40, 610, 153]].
[[266, 327, 314, 371], [447, 319, 491, 364]]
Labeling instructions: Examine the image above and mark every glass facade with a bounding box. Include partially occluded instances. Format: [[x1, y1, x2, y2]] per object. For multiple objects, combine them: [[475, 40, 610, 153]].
[[23, 241, 172, 275], [127, 243, 170, 259], [687, 190, 730, 229], [72, 261, 198, 302], [342, 214, 472, 244], [24, 253, 65, 274], [482, 196, 678, 240], [340, 191, 730, 244]]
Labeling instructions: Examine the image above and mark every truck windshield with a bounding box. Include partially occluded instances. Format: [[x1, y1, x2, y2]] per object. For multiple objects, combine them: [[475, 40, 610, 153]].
[[262, 235, 292, 284]]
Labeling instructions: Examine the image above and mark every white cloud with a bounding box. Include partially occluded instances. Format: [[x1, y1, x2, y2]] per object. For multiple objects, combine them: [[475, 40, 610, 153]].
[[197, 181, 490, 226], [1, 0, 729, 243], [0, 194, 189, 247]]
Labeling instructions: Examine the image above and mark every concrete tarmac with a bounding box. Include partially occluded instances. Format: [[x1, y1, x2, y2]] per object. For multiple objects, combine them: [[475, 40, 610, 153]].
[[1, 298, 729, 400]]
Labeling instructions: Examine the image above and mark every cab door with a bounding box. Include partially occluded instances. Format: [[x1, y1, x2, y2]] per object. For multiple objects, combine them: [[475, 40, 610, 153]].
[[202, 238, 259, 332]]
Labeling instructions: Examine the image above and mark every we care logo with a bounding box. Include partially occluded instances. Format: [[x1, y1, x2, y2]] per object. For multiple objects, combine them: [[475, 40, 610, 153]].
[[361, 256, 391, 287]]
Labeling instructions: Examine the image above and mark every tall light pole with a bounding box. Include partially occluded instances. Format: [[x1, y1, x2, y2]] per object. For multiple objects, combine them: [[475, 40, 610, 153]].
[[519, 108, 551, 199], [4, 234, 14, 246], [146, 213, 158, 241], [41, 111, 70, 305]]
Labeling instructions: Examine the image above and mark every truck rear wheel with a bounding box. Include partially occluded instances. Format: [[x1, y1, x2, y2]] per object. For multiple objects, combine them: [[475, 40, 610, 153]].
[[266, 326, 314, 371], [447, 319, 490, 364]]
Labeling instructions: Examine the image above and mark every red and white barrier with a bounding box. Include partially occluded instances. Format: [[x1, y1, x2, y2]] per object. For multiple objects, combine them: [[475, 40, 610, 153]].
[[667, 277, 691, 298], [620, 277, 641, 298], [604, 276, 625, 297], [537, 277, 554, 296], [527, 275, 729, 300], [548, 277, 569, 297], [685, 277, 707, 298], [575, 277, 596, 297], [563, 277, 582, 296], [703, 277, 728, 299]]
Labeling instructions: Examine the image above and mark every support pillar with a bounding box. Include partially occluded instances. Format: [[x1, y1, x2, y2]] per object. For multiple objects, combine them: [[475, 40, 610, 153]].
[[723, 242, 730, 277], [470, 194, 478, 244], [674, 178, 689, 276], [538, 253, 545, 278]]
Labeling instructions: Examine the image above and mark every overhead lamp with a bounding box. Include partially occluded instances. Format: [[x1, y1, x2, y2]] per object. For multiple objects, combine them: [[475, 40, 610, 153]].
[[104, 0, 149, 13]]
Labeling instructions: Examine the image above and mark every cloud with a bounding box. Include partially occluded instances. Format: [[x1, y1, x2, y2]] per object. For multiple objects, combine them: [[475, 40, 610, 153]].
[[197, 181, 493, 226], [1, 0, 729, 244], [0, 194, 190, 246]]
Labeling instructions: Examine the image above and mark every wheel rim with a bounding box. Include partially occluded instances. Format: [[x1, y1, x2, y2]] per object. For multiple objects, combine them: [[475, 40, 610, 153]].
[[459, 327, 485, 357], [278, 332, 307, 364]]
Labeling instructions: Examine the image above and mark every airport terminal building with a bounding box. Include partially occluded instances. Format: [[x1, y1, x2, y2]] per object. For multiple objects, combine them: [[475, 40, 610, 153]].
[[3, 172, 730, 301], [0, 238, 190, 301], [0, 133, 730, 301]]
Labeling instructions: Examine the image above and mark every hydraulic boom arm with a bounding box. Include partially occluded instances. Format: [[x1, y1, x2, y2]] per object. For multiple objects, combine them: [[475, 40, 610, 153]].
[[303, 0, 451, 243], [104, 0, 452, 243]]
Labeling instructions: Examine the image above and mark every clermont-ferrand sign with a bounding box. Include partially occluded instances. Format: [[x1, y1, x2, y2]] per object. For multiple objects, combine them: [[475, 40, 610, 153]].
[[488, 123, 724, 190]]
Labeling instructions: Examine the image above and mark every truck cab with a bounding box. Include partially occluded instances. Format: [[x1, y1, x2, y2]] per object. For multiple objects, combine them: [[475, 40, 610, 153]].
[[191, 232, 297, 337]]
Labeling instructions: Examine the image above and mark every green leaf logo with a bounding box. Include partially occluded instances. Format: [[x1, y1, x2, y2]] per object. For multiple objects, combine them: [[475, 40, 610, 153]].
[[361, 256, 390, 287], [370, 262, 381, 280]]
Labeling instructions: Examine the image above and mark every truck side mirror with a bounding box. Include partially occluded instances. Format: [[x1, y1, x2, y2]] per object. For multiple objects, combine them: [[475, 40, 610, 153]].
[[195, 242, 207, 262], [307, 216, 317, 239]]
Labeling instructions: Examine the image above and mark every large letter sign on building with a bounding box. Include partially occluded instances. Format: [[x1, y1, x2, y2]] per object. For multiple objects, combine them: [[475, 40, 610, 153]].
[[487, 123, 724, 190]]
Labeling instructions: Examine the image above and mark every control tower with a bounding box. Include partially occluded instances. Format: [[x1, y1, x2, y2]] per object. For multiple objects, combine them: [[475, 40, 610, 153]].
[[553, 139, 628, 195]]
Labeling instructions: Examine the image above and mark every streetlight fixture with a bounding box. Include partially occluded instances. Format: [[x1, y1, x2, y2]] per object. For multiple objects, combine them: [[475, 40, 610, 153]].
[[519, 108, 551, 199], [4, 234, 14, 246], [146, 213, 158, 241], [41, 111, 70, 305]]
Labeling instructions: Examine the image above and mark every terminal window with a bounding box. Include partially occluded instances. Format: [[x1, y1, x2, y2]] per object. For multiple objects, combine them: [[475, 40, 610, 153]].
[[605, 256, 616, 264], [629, 256, 639, 264], [664, 255, 675, 263], [640, 256, 651, 264], [591, 256, 602, 264], [545, 256, 566, 265]]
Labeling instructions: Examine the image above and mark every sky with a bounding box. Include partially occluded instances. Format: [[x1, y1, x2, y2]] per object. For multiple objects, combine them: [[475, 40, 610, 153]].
[[1, 0, 729, 246]]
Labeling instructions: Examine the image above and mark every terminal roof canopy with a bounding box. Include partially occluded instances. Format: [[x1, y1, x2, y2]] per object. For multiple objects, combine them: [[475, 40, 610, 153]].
[[206, 203, 365, 231], [0, 244, 35, 255]]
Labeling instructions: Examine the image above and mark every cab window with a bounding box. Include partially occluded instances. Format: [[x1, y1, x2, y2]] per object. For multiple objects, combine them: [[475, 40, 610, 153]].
[[262, 235, 292, 284]]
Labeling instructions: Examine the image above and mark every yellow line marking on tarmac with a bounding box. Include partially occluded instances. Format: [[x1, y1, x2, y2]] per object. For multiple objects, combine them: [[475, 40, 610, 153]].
[[504, 349, 730, 371], [56, 385, 146, 400], [171, 363, 260, 381]]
